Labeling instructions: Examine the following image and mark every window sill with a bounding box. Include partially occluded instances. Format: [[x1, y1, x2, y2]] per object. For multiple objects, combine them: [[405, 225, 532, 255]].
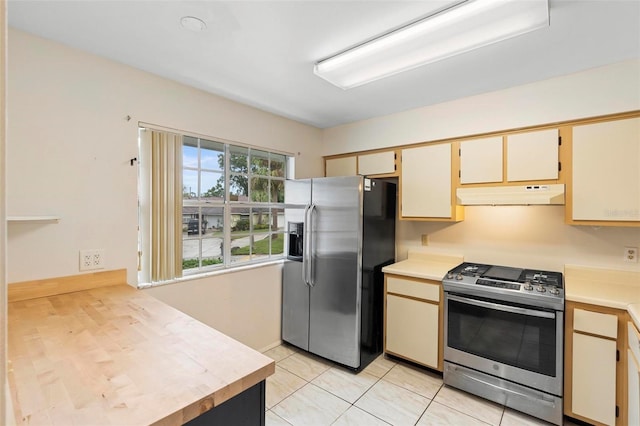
[[137, 258, 285, 289]]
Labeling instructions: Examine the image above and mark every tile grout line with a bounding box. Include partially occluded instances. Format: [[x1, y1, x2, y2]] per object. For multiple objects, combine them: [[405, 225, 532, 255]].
[[341, 361, 394, 426], [266, 408, 294, 426], [268, 349, 511, 426], [431, 384, 506, 426], [275, 352, 398, 425]]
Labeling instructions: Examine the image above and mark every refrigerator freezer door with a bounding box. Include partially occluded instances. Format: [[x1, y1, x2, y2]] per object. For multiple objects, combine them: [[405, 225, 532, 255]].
[[282, 260, 309, 350], [308, 176, 362, 368], [285, 179, 311, 208], [282, 179, 312, 350]]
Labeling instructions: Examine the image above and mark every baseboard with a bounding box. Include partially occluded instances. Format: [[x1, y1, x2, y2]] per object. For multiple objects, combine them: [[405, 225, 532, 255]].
[[258, 340, 283, 353]]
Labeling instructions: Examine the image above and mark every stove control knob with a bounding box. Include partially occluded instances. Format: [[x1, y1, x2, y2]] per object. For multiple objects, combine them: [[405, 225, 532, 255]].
[[456, 274, 463, 280], [446, 273, 454, 280], [536, 285, 546, 293], [523, 281, 533, 291], [549, 287, 560, 296]]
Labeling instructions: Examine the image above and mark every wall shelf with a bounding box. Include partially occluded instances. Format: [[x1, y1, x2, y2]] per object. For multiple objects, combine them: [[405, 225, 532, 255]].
[[7, 216, 61, 223]]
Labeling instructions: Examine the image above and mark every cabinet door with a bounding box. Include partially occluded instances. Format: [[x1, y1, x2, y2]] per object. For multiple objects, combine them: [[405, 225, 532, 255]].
[[358, 151, 396, 176], [572, 117, 640, 221], [629, 321, 640, 426], [386, 294, 439, 368], [325, 156, 356, 177], [507, 128, 559, 182], [629, 348, 640, 426], [460, 136, 503, 184], [401, 143, 452, 218], [387, 276, 439, 302], [572, 332, 617, 425]]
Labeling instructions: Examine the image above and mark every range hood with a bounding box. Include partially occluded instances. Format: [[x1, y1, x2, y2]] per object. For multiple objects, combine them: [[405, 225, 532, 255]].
[[456, 184, 565, 206]]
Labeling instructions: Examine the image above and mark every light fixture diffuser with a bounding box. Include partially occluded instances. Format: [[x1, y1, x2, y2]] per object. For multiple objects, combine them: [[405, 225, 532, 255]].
[[314, 0, 549, 89]]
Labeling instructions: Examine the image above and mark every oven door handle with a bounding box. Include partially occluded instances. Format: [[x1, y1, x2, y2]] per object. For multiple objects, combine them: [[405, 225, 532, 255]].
[[447, 294, 556, 319]]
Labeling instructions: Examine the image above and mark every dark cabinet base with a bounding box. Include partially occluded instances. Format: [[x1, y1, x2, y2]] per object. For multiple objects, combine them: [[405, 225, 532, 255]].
[[185, 381, 266, 426]]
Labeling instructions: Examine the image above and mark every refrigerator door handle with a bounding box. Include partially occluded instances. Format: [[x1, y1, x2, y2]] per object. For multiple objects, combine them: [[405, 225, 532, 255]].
[[307, 204, 316, 287], [302, 204, 311, 286]]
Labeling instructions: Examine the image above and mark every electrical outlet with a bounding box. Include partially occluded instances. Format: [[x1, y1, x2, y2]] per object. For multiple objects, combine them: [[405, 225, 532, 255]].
[[421, 234, 429, 246], [92, 249, 105, 268], [79, 249, 106, 271], [80, 250, 93, 271], [624, 247, 638, 263]]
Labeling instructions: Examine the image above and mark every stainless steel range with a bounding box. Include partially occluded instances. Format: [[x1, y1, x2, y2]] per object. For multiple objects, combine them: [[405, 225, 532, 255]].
[[442, 262, 564, 425]]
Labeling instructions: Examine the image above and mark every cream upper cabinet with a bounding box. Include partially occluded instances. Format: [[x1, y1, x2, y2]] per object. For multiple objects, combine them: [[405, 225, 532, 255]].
[[325, 156, 356, 177], [357, 151, 396, 176], [571, 117, 640, 222], [401, 143, 460, 220], [507, 128, 559, 182], [459, 136, 503, 184]]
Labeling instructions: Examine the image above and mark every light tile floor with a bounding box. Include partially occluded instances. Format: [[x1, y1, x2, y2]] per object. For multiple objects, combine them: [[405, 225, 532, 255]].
[[262, 344, 580, 426]]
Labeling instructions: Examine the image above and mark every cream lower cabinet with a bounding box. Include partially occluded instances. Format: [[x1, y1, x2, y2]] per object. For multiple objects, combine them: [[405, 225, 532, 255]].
[[384, 274, 441, 370], [628, 320, 640, 426], [572, 333, 617, 425], [565, 302, 625, 426]]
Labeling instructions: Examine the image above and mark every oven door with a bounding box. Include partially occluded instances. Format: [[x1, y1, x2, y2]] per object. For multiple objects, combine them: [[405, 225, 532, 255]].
[[444, 292, 563, 397]]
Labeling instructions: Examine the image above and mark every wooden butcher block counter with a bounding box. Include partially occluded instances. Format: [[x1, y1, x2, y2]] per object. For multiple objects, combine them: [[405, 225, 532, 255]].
[[7, 269, 275, 425]]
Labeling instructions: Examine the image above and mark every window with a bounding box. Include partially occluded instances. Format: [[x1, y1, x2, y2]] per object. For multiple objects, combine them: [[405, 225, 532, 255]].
[[138, 127, 289, 284]]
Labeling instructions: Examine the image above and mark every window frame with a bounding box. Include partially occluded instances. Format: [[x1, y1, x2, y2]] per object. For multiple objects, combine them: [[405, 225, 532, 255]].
[[138, 125, 291, 286]]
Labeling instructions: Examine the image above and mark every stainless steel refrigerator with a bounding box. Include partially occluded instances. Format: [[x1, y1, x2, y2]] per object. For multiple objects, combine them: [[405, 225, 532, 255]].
[[282, 176, 396, 371]]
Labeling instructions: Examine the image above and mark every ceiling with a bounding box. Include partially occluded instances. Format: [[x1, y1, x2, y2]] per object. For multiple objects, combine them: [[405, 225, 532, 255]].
[[7, 0, 640, 129]]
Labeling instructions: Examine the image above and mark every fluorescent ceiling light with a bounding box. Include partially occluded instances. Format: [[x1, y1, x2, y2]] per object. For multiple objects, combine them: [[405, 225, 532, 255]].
[[314, 0, 549, 89]]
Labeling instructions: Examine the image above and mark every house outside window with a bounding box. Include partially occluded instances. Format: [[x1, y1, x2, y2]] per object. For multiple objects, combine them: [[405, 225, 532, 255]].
[[138, 127, 289, 285]]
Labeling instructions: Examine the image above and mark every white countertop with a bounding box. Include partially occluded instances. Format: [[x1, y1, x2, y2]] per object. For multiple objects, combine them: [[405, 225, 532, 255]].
[[384, 257, 640, 327], [629, 304, 640, 329], [565, 264, 640, 327], [564, 264, 640, 309], [382, 249, 464, 281]]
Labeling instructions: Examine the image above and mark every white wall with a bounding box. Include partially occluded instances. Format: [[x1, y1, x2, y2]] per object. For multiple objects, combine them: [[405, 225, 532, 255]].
[[6, 28, 323, 350], [7, 28, 323, 286], [398, 206, 640, 273], [323, 59, 640, 273], [145, 264, 282, 351], [6, 27, 640, 359], [323, 59, 640, 155]]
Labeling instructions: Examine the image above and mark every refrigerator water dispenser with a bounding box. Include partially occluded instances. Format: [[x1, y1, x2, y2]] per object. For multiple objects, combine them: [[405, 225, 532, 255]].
[[287, 222, 304, 260]]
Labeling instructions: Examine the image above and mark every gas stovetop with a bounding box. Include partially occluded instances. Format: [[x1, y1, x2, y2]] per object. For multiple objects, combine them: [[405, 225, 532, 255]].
[[442, 262, 564, 311]]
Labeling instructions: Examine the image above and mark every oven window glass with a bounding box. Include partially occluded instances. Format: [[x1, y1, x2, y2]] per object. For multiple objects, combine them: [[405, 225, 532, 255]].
[[447, 298, 557, 377]]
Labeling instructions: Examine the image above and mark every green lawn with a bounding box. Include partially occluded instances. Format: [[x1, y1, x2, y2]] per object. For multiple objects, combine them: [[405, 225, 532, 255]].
[[231, 233, 283, 255], [183, 257, 222, 269]]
